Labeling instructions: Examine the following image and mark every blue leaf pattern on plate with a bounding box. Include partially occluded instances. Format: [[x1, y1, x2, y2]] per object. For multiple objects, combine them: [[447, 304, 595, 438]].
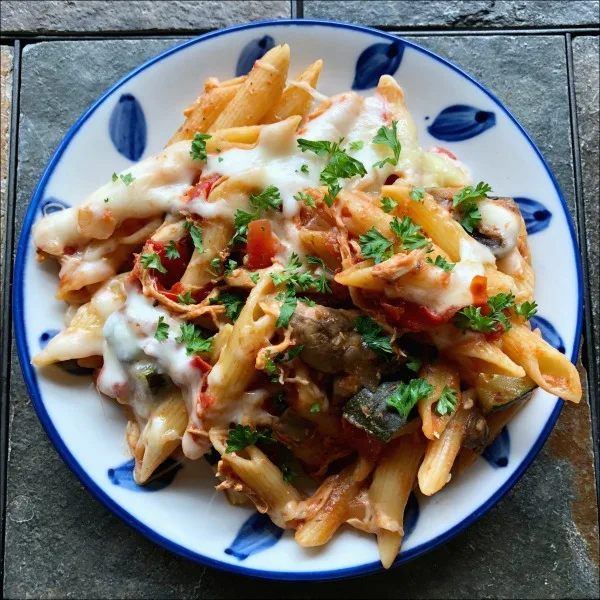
[[40, 197, 70, 216], [107, 458, 183, 491], [427, 105, 496, 141], [352, 41, 404, 90], [236, 35, 275, 76], [225, 512, 284, 560], [483, 427, 510, 468], [403, 492, 419, 538], [109, 94, 147, 161], [38, 330, 94, 375], [530, 316, 565, 353], [514, 197, 552, 235]]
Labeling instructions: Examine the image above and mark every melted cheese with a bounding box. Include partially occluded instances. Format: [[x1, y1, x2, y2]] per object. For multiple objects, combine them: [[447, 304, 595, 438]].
[[478, 200, 520, 258]]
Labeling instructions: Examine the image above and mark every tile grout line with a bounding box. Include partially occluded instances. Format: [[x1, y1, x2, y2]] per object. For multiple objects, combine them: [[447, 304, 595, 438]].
[[564, 33, 600, 511], [0, 38, 22, 586], [0, 25, 598, 44]]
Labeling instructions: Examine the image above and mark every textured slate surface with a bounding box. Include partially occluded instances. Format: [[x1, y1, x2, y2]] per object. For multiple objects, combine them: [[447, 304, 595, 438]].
[[573, 36, 600, 361], [0, 0, 290, 33], [0, 46, 13, 305], [304, 1, 600, 28], [3, 35, 598, 598]]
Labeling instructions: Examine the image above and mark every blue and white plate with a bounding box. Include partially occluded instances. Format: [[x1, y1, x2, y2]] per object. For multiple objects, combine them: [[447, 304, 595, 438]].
[[14, 20, 583, 580]]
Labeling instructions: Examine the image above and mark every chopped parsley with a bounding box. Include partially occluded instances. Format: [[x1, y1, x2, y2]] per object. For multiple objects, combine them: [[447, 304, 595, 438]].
[[425, 255, 455, 271], [218, 156, 224, 163], [460, 202, 481, 233], [297, 138, 338, 156], [111, 173, 118, 182], [409, 187, 425, 202], [300, 164, 309, 174], [386, 379, 434, 419], [119, 173, 135, 186], [140, 252, 167, 274], [249, 272, 260, 284], [380, 196, 397, 213], [372, 121, 401, 168], [276, 288, 298, 328], [165, 241, 180, 260], [405, 355, 422, 373], [209, 257, 222, 275], [175, 322, 213, 355], [306, 255, 328, 269], [177, 292, 195, 305], [310, 403, 321, 413], [231, 185, 282, 244], [154, 316, 169, 342], [359, 227, 393, 264], [225, 425, 275, 454], [210, 292, 244, 322], [224, 259, 237, 276], [264, 353, 280, 382], [271, 392, 288, 415], [183, 221, 204, 254], [349, 140, 364, 151], [514, 300, 538, 320], [455, 292, 515, 334], [299, 296, 316, 307], [354, 316, 393, 355], [452, 182, 492, 207], [390, 216, 430, 250], [103, 197, 109, 203], [281, 462, 296, 483], [294, 191, 316, 208], [436, 386, 459, 416], [190, 132, 212, 162]]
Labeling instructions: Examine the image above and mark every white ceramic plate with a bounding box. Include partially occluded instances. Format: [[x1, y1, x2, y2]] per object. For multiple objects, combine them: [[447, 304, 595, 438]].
[[14, 20, 583, 580]]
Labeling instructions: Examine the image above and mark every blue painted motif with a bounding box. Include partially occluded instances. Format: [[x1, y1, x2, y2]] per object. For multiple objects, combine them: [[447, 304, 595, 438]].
[[109, 94, 147, 161], [427, 105, 496, 141], [235, 35, 275, 76], [107, 458, 183, 491], [530, 316, 565, 353], [225, 511, 284, 560], [403, 492, 419, 538], [40, 197, 70, 216], [483, 427, 510, 468], [39, 329, 60, 348], [352, 41, 404, 90], [514, 197, 552, 235]]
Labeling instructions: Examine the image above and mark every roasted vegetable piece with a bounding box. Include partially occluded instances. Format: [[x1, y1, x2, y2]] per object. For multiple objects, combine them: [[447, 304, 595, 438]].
[[474, 374, 537, 415], [342, 381, 412, 443]]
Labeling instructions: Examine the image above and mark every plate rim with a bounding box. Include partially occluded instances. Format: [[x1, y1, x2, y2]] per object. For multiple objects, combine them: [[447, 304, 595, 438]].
[[12, 18, 583, 581]]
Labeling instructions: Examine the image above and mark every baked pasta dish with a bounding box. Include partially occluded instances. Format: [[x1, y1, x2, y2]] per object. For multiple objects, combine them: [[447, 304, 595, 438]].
[[32, 44, 582, 567]]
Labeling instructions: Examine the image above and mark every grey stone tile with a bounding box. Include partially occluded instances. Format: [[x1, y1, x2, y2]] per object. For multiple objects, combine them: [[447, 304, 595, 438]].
[[573, 36, 600, 360], [5, 36, 598, 599], [1, 0, 290, 33], [1, 46, 13, 303], [304, 1, 600, 28]]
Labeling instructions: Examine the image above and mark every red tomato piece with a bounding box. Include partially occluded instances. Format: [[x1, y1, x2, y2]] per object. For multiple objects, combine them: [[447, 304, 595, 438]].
[[147, 240, 190, 288], [190, 356, 212, 373], [470, 275, 488, 306], [382, 300, 455, 330], [188, 174, 221, 202], [246, 219, 278, 269]]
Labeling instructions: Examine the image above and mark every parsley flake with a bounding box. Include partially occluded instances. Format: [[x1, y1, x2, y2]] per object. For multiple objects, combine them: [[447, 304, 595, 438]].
[[380, 196, 397, 213], [359, 227, 393, 263], [300, 164, 309, 174], [111, 173, 118, 182], [452, 182, 492, 207], [224, 259, 237, 277], [409, 187, 425, 202], [120, 173, 135, 186], [354, 316, 393, 355], [310, 403, 321, 413], [514, 300, 538, 320], [425, 255, 455, 271], [175, 322, 213, 355], [183, 221, 204, 254], [225, 425, 275, 454], [349, 140, 364, 151], [436, 386, 459, 416], [372, 121, 401, 168], [390, 216, 430, 250], [165, 241, 180, 260], [190, 132, 211, 162], [249, 272, 260, 284], [294, 191, 316, 208], [177, 292, 195, 305], [154, 316, 169, 342], [277, 288, 298, 328], [209, 257, 222, 275], [405, 355, 422, 373], [140, 252, 167, 274], [210, 292, 244, 322], [460, 202, 482, 233], [386, 379, 434, 419]]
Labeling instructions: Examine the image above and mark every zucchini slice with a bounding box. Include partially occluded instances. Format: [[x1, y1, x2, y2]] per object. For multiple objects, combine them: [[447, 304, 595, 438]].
[[475, 374, 537, 415]]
